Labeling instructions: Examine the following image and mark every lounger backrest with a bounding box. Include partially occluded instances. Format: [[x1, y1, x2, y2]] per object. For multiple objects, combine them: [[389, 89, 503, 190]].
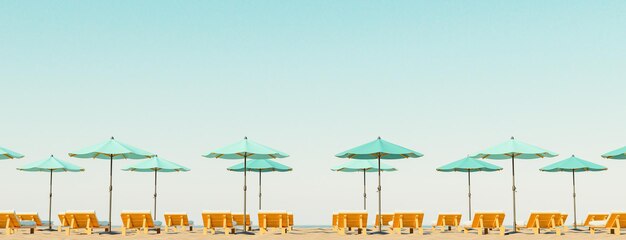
[[374, 213, 394, 226], [525, 212, 561, 228], [583, 213, 608, 226], [231, 213, 250, 226], [202, 212, 233, 228], [392, 212, 424, 228], [606, 212, 626, 228], [58, 213, 69, 227], [435, 213, 462, 226], [17, 212, 42, 226], [258, 211, 289, 228], [164, 213, 189, 226], [65, 211, 101, 228], [120, 211, 155, 228], [337, 212, 367, 228], [559, 213, 568, 226], [0, 211, 20, 228], [288, 213, 294, 227], [472, 212, 505, 228]]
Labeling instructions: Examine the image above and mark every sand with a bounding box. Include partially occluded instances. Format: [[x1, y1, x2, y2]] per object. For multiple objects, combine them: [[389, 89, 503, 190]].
[[6, 227, 626, 240]]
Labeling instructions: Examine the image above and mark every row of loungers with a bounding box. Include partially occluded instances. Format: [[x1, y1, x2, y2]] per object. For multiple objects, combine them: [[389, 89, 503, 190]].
[[1, 210, 293, 236], [332, 211, 626, 235]]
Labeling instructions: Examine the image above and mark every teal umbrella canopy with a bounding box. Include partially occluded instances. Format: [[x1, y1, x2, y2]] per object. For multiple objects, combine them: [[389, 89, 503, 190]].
[[203, 137, 288, 233], [122, 155, 189, 221], [67, 136, 154, 233], [18, 155, 84, 172], [437, 157, 503, 172], [335, 137, 423, 160], [332, 160, 397, 172], [540, 155, 607, 172], [437, 156, 502, 221], [227, 159, 292, 172], [540, 155, 606, 229], [68, 137, 155, 160], [470, 136, 557, 231], [203, 137, 289, 160], [471, 137, 558, 160], [602, 146, 626, 160], [122, 156, 190, 172], [0, 146, 24, 160], [17, 155, 83, 231]]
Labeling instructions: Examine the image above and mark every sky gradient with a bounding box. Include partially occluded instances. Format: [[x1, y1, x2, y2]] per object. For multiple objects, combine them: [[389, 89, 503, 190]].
[[1, 0, 625, 225]]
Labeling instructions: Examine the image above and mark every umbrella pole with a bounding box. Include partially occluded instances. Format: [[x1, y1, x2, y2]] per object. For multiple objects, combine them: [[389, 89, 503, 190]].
[[378, 155, 382, 233], [511, 155, 517, 233], [259, 170, 262, 210], [244, 154, 248, 233], [49, 169, 53, 231], [363, 169, 366, 210], [468, 171, 472, 221], [573, 170, 577, 229], [108, 155, 113, 232], [154, 170, 158, 221]]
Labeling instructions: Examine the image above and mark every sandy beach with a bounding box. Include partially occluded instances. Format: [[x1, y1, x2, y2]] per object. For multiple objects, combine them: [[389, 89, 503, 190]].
[[7, 227, 626, 240]]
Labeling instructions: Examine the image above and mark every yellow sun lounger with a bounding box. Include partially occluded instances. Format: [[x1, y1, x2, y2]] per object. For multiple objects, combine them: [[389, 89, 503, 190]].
[[462, 211, 506, 236], [374, 213, 394, 230], [583, 213, 608, 229], [202, 211, 234, 235], [258, 211, 290, 234], [432, 213, 462, 232], [163, 212, 193, 232], [0, 210, 36, 235], [589, 212, 626, 235], [120, 211, 161, 236], [389, 212, 424, 234], [336, 211, 367, 235], [232, 213, 251, 231], [63, 211, 109, 235], [521, 212, 563, 235], [16, 212, 44, 227]]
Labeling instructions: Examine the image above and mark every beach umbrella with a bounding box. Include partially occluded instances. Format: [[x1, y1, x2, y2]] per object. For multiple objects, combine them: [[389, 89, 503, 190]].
[[227, 159, 292, 210], [331, 160, 397, 210], [436, 156, 502, 221], [336, 137, 423, 233], [602, 146, 626, 159], [68, 137, 154, 233], [540, 155, 606, 229], [122, 155, 189, 221], [471, 136, 557, 232], [203, 137, 288, 234], [0, 146, 24, 159], [17, 155, 84, 230]]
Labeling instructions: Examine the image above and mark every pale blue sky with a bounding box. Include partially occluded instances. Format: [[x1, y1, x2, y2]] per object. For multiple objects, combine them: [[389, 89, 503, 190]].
[[1, 1, 624, 225]]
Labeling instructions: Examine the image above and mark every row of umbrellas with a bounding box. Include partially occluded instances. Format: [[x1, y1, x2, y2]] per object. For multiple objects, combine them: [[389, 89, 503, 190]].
[[1, 137, 292, 234], [1, 138, 625, 235]]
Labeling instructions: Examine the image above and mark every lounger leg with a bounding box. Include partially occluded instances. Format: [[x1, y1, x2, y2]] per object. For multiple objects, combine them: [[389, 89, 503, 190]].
[[156, 228, 161, 234], [260, 227, 267, 234], [419, 227, 424, 235], [202, 227, 207, 235], [122, 227, 126, 236], [225, 227, 230, 235], [338, 227, 345, 235], [210, 228, 215, 235], [590, 227, 595, 235]]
